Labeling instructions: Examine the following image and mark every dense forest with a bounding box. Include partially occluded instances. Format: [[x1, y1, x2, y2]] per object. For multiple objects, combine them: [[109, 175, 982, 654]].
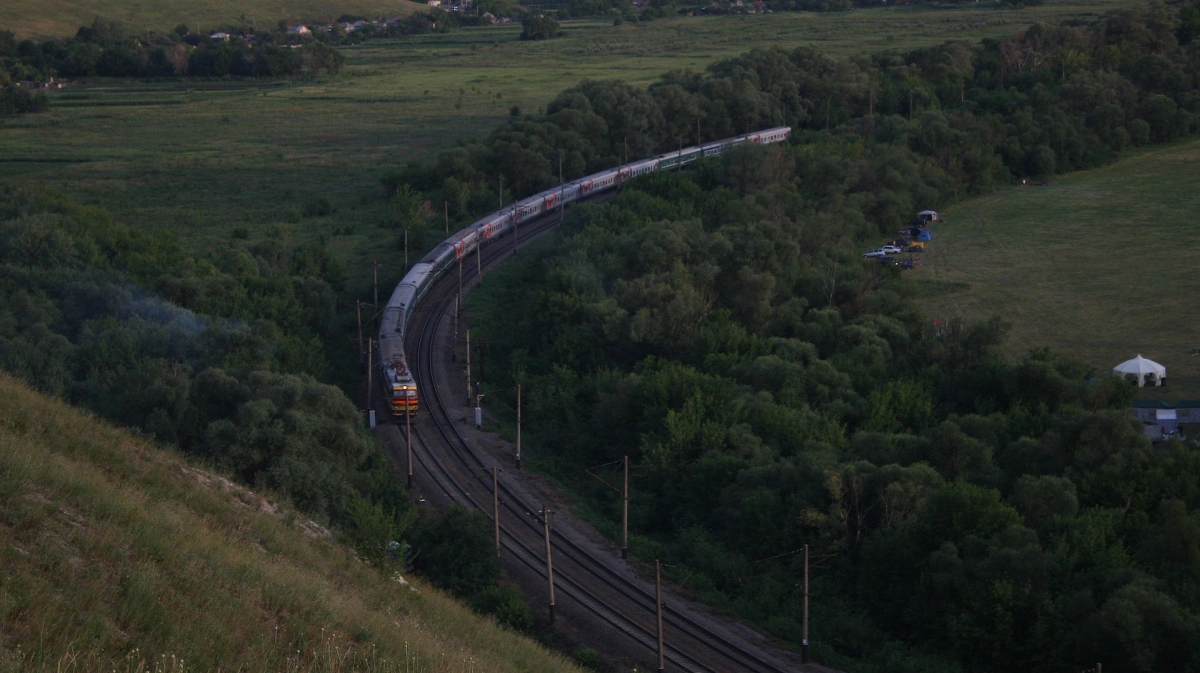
[[0, 185, 537, 631], [408, 2, 1200, 671]]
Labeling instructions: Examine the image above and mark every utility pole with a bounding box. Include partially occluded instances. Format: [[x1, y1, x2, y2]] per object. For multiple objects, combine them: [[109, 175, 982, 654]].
[[498, 174, 503, 209], [356, 300, 363, 365], [372, 262, 379, 325], [656, 559, 665, 673], [458, 256, 463, 298], [406, 403, 413, 488], [622, 455, 629, 559], [476, 235, 482, 284], [492, 466, 501, 556], [697, 117, 701, 146], [516, 384, 523, 469], [404, 228, 409, 269], [444, 200, 449, 235], [366, 339, 374, 425], [802, 544, 810, 664], [466, 329, 472, 406], [558, 153, 564, 218], [543, 506, 556, 624], [453, 293, 459, 351]]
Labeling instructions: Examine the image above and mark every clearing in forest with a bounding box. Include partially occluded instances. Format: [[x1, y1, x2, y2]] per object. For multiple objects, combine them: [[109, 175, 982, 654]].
[[915, 139, 1200, 400]]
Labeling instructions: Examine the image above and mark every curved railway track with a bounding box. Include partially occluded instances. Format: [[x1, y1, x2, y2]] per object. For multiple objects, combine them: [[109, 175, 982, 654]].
[[374, 203, 812, 673]]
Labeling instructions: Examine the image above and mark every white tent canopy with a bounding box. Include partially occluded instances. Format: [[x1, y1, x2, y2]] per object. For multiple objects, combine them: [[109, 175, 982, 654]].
[[1114, 354, 1166, 387]]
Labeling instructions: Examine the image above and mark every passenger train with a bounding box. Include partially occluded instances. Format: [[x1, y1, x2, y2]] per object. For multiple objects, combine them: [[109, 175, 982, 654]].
[[377, 126, 792, 416]]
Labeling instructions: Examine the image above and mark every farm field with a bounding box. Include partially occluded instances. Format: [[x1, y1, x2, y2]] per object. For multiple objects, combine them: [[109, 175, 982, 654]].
[[0, 1, 1135, 259], [915, 139, 1200, 400], [1, 0, 425, 39]]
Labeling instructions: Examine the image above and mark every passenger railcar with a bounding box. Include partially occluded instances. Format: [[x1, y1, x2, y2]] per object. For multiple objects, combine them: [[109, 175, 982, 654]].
[[377, 126, 790, 417]]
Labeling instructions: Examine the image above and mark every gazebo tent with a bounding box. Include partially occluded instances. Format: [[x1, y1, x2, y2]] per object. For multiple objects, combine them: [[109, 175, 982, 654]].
[[1114, 354, 1167, 387], [917, 210, 939, 222]]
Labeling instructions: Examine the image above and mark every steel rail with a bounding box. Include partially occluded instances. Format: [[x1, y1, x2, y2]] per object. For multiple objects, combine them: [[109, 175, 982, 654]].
[[396, 207, 798, 673]]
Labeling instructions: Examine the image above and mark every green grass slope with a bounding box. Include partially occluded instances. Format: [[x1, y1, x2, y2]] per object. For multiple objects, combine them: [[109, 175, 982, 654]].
[[0, 371, 584, 672], [915, 139, 1200, 400], [1, 0, 424, 39]]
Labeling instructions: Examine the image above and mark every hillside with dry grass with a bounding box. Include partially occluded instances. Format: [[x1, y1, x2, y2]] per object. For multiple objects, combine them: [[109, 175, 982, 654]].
[[1, 0, 425, 39], [0, 371, 584, 672]]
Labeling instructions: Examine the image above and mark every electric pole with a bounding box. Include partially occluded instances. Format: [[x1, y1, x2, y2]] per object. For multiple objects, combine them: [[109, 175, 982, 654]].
[[492, 466, 501, 556], [543, 506, 556, 624], [516, 384, 522, 469], [656, 559, 665, 673], [622, 455, 629, 559], [356, 300, 363, 365], [476, 235, 482, 284], [498, 174, 503, 209], [366, 338, 373, 420], [372, 262, 379, 326], [404, 228, 408, 269], [802, 543, 810, 664], [406, 403, 413, 488], [558, 153, 564, 218], [444, 200, 449, 235], [466, 329, 472, 406]]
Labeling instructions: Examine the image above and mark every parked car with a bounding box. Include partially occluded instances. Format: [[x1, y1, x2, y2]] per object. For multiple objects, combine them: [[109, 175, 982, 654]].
[[880, 245, 903, 254], [863, 248, 888, 258]]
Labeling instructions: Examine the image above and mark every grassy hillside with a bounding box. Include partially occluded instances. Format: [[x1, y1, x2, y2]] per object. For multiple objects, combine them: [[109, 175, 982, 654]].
[[0, 371, 585, 672], [1, 0, 425, 39], [915, 139, 1200, 400]]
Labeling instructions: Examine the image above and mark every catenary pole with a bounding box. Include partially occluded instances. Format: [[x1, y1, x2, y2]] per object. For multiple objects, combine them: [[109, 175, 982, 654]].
[[366, 339, 372, 410], [466, 329, 472, 406], [543, 506, 556, 624], [516, 384, 523, 469], [802, 544, 810, 663], [656, 560, 665, 673], [622, 455, 629, 559], [356, 300, 363, 365], [406, 403, 413, 488], [492, 466, 501, 556]]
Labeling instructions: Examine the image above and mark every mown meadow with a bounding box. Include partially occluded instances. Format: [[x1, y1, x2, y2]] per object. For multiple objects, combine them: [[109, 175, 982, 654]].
[[915, 139, 1200, 399]]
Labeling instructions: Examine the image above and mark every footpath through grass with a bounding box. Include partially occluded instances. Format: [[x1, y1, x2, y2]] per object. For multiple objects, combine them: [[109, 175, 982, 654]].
[[915, 139, 1200, 400], [0, 371, 584, 672]]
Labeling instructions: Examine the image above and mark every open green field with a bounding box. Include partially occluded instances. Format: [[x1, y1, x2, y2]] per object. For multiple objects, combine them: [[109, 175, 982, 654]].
[[0, 1, 1138, 260], [1, 0, 425, 39], [915, 139, 1200, 400]]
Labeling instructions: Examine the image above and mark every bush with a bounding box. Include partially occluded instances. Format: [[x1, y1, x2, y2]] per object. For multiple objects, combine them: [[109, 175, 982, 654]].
[[303, 195, 334, 217]]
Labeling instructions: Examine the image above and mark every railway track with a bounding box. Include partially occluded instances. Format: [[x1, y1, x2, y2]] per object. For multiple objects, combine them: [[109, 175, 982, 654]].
[[387, 205, 811, 673]]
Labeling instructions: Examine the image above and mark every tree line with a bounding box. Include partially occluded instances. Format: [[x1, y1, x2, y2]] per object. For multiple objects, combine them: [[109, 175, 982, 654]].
[[0, 18, 343, 83], [398, 0, 1200, 232], [418, 2, 1200, 671]]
